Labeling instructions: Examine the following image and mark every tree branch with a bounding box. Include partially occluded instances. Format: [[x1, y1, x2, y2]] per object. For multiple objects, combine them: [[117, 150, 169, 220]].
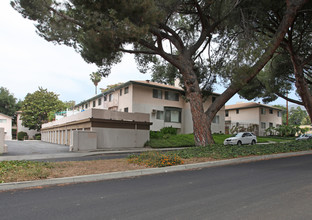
[[275, 92, 303, 105]]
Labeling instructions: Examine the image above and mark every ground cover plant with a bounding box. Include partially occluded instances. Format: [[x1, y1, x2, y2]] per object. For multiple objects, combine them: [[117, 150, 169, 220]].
[[128, 152, 184, 167], [147, 133, 295, 148]]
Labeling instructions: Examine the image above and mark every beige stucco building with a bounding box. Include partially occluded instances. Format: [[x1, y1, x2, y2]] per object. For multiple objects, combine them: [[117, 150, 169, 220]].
[[16, 111, 38, 139], [0, 113, 12, 140], [74, 80, 225, 134], [225, 102, 283, 136]]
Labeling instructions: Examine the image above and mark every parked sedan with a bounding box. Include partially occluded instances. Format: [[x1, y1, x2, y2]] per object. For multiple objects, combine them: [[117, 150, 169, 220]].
[[295, 134, 312, 141], [224, 132, 257, 146]]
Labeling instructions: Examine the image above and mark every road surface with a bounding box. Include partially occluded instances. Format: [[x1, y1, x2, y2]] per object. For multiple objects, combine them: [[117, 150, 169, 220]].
[[1, 154, 312, 219]]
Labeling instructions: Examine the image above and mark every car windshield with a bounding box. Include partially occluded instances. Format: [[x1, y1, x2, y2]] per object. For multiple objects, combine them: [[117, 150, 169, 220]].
[[234, 133, 243, 137]]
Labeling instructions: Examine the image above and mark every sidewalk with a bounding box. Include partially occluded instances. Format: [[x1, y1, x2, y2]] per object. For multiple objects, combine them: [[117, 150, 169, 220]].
[[1, 149, 312, 191]]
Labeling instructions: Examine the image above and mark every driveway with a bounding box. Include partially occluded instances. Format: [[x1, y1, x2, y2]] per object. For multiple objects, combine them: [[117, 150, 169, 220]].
[[4, 140, 69, 156]]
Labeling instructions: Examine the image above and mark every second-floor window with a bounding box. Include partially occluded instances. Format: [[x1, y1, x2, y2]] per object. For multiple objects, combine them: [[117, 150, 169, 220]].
[[109, 94, 112, 102], [85, 103, 88, 109], [225, 110, 229, 117], [98, 98, 102, 106], [104, 96, 107, 101], [165, 91, 179, 101], [236, 109, 239, 114], [120, 89, 122, 96], [277, 111, 281, 117], [156, 111, 164, 120], [261, 108, 266, 115], [124, 107, 128, 112], [269, 109, 273, 114], [153, 89, 162, 99], [124, 87, 129, 94], [93, 101, 96, 107]]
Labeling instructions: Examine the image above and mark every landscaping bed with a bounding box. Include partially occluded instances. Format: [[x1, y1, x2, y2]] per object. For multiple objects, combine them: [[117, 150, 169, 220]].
[[1, 139, 311, 183]]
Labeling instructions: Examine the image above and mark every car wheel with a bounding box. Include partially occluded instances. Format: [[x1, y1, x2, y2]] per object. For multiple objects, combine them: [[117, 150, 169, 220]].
[[237, 141, 242, 146], [251, 140, 256, 145]]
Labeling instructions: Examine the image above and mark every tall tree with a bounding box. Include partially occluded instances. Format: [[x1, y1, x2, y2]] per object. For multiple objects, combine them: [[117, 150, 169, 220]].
[[90, 72, 102, 95], [11, 0, 307, 145], [0, 87, 19, 117], [20, 88, 66, 131]]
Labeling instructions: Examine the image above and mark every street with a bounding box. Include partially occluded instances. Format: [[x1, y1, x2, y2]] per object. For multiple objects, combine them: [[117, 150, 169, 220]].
[[1, 154, 312, 219]]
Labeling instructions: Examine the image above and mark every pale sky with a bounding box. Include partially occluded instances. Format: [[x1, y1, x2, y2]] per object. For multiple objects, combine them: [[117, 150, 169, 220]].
[[0, 0, 295, 106]]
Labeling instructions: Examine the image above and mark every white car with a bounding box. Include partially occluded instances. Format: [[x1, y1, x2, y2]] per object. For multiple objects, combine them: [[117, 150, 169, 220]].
[[224, 132, 257, 146], [295, 134, 312, 141]]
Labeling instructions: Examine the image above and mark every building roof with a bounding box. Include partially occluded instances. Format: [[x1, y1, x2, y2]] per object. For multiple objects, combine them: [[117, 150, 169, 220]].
[[225, 102, 282, 111], [0, 112, 12, 119]]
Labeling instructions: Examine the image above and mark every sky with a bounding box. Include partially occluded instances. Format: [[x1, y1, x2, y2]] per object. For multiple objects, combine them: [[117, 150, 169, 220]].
[[1, 0, 296, 107]]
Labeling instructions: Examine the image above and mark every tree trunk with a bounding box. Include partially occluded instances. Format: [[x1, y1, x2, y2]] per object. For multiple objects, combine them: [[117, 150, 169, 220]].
[[180, 63, 214, 146], [205, 0, 307, 132], [289, 56, 312, 122]]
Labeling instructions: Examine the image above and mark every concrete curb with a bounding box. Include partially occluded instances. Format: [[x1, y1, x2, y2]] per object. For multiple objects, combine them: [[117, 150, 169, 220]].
[[1, 150, 312, 192]]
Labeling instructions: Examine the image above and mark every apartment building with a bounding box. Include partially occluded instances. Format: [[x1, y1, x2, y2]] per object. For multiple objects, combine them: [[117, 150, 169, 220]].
[[74, 80, 225, 134], [225, 102, 283, 136]]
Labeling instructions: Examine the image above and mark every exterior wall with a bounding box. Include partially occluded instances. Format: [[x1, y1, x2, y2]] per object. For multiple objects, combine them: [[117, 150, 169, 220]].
[[41, 109, 151, 150], [225, 106, 282, 136], [226, 108, 260, 125], [132, 84, 185, 132], [92, 127, 149, 149], [259, 107, 282, 136], [16, 112, 37, 139], [0, 114, 12, 140]]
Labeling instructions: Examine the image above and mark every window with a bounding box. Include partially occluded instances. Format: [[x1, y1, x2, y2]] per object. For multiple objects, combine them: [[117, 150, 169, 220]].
[[98, 98, 102, 106], [165, 91, 179, 101], [261, 108, 266, 115], [153, 89, 162, 99], [156, 111, 164, 120], [269, 109, 273, 114], [164, 107, 181, 123], [93, 100, 96, 107], [225, 110, 229, 117], [0, 119, 7, 123], [261, 122, 266, 129], [120, 89, 122, 96], [212, 96, 216, 102], [124, 87, 129, 94], [85, 103, 88, 109], [109, 94, 112, 102], [236, 109, 239, 114], [104, 96, 107, 101], [277, 111, 281, 117], [212, 115, 220, 124], [269, 122, 273, 127], [124, 107, 128, 112]]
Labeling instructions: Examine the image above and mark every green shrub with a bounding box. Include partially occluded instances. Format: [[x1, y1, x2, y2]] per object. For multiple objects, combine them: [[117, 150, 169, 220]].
[[35, 133, 41, 140], [160, 126, 177, 135], [17, 131, 28, 141], [128, 152, 184, 167]]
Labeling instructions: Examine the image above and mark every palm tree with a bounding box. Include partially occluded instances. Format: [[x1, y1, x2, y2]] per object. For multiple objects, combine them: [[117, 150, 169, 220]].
[[90, 72, 102, 94]]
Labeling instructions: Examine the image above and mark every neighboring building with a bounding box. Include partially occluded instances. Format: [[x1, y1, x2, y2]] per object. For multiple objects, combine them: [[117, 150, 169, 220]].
[[225, 102, 282, 136], [0, 113, 12, 140], [16, 111, 38, 139], [74, 80, 225, 134]]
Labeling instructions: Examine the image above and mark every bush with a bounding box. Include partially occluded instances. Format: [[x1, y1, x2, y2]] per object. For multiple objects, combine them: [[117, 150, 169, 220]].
[[17, 131, 28, 141], [35, 133, 41, 140], [128, 152, 184, 167], [160, 126, 177, 135]]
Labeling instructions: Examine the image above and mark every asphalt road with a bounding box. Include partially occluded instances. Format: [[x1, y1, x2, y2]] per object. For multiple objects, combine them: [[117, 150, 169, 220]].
[[1, 154, 312, 220]]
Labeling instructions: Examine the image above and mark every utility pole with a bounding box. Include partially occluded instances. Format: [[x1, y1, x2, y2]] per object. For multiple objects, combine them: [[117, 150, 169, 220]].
[[286, 93, 289, 125]]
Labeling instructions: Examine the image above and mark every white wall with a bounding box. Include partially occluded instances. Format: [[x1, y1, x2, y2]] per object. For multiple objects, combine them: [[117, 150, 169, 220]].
[[0, 114, 12, 140]]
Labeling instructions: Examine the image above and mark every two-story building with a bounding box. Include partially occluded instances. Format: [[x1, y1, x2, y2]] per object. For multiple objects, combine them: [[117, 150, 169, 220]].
[[225, 102, 283, 136], [74, 80, 225, 134]]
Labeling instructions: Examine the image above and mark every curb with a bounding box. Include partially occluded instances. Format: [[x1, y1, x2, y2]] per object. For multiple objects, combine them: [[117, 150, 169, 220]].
[[1, 150, 312, 192]]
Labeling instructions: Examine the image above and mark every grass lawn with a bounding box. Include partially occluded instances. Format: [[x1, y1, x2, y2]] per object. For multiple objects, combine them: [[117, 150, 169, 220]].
[[147, 133, 296, 148]]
